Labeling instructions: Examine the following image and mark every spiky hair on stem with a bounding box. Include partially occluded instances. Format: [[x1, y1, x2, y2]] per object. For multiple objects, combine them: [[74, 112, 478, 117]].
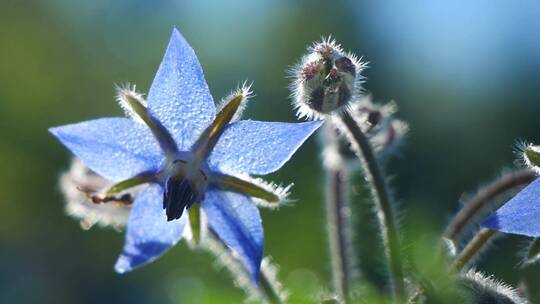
[[216, 81, 254, 122], [289, 36, 367, 120], [60, 158, 133, 231], [203, 231, 288, 303]]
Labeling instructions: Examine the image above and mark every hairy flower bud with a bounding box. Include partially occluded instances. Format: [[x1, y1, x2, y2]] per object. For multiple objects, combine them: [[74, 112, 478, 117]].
[[459, 270, 527, 304], [522, 143, 540, 174], [60, 159, 133, 230], [351, 96, 408, 157], [322, 95, 408, 169], [290, 37, 367, 120]]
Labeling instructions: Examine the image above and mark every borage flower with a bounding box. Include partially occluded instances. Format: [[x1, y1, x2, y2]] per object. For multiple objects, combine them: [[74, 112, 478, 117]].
[[50, 29, 322, 281]]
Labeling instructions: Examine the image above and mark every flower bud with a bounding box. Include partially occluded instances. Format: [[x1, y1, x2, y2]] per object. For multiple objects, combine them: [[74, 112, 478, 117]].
[[458, 270, 527, 304], [321, 95, 407, 169], [291, 37, 366, 120], [60, 158, 133, 230], [522, 144, 540, 174]]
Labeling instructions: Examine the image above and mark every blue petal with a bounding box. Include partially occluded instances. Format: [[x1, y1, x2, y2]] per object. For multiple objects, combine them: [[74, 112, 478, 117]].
[[115, 184, 186, 273], [202, 188, 263, 282], [147, 28, 216, 151], [49, 118, 162, 182], [483, 177, 540, 237], [208, 120, 323, 175]]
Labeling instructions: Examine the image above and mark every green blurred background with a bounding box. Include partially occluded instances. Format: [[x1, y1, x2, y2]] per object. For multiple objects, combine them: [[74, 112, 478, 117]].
[[2, 0, 540, 303]]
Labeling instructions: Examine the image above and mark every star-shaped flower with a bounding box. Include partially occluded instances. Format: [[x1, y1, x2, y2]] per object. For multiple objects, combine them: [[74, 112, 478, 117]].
[[49, 28, 322, 280]]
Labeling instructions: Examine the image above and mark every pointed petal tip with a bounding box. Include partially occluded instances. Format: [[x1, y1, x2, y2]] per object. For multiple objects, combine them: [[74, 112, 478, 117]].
[[114, 256, 130, 274], [303, 119, 324, 132], [48, 125, 66, 138], [171, 27, 182, 37], [48, 126, 58, 135], [169, 27, 188, 46]]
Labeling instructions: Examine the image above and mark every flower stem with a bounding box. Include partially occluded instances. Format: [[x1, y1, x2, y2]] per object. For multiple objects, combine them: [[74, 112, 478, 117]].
[[453, 228, 497, 270], [325, 165, 353, 301], [204, 228, 287, 303], [443, 169, 535, 243], [336, 112, 405, 301], [258, 261, 285, 304]]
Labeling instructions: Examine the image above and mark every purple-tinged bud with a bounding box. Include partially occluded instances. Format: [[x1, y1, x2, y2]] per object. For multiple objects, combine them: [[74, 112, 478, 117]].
[[350, 96, 408, 157], [290, 37, 367, 120], [321, 95, 408, 169]]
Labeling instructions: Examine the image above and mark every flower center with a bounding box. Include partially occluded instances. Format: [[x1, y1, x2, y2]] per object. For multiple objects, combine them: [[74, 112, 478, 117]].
[[161, 157, 209, 221]]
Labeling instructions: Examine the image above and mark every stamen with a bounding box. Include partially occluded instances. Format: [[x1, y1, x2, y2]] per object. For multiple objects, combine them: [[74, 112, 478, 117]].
[[89, 193, 133, 206], [163, 176, 200, 221], [88, 174, 153, 205], [115, 84, 178, 156]]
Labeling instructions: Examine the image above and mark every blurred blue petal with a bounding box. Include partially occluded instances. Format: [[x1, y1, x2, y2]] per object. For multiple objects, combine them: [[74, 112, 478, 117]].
[[49, 118, 162, 182], [483, 177, 540, 237], [202, 188, 263, 282], [115, 184, 186, 273], [208, 120, 322, 175], [147, 28, 216, 150]]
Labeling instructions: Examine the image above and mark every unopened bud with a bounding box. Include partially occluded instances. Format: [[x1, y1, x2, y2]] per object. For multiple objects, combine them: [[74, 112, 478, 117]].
[[459, 270, 527, 304], [60, 158, 133, 230], [523, 144, 540, 174], [321, 96, 407, 169], [351, 96, 407, 157], [291, 37, 366, 120]]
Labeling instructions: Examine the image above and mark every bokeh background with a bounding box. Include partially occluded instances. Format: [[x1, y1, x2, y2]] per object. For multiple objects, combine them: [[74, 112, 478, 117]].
[[2, 0, 540, 303]]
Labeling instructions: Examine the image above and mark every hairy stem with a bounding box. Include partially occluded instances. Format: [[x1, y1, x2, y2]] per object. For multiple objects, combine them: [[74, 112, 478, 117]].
[[204, 228, 286, 303], [325, 165, 353, 301], [444, 169, 535, 243], [453, 228, 497, 270], [336, 112, 404, 301]]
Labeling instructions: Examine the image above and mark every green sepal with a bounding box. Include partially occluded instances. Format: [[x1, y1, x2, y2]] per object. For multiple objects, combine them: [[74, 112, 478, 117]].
[[105, 174, 153, 196], [194, 93, 244, 158], [215, 174, 280, 203], [120, 91, 177, 156], [189, 203, 201, 245]]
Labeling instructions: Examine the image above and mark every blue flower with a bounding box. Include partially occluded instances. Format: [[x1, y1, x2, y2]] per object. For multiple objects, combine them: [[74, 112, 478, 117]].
[[483, 177, 540, 237], [49, 28, 322, 281]]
